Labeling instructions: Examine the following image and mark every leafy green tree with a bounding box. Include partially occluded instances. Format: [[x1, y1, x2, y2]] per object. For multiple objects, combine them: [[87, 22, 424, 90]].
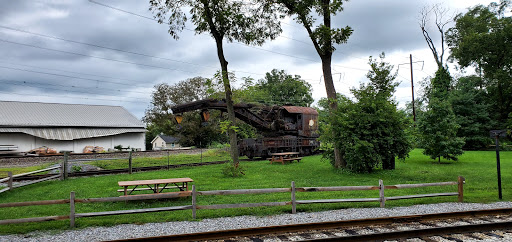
[[450, 76, 492, 150], [150, 0, 282, 167], [446, 0, 512, 125], [273, 0, 353, 168], [143, 77, 226, 149], [238, 69, 313, 106], [418, 67, 465, 162], [321, 54, 412, 172]]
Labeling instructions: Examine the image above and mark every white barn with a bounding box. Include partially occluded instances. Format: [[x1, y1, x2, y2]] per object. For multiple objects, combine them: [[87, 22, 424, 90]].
[[0, 101, 146, 153]]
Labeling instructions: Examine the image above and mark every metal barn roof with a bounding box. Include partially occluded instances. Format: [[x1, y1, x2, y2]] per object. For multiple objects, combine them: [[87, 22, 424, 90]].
[[0, 101, 144, 128], [0, 127, 147, 140]]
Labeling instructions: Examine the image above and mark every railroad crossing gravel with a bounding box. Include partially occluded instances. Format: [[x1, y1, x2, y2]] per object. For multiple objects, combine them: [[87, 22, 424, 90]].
[[1, 201, 511, 242]]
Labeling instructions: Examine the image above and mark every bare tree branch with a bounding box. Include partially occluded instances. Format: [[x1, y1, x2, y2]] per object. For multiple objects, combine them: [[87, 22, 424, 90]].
[[419, 4, 452, 69]]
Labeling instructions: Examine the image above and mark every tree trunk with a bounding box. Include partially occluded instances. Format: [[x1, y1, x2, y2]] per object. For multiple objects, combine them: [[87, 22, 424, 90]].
[[214, 37, 239, 166], [320, 55, 345, 168], [382, 156, 395, 170]]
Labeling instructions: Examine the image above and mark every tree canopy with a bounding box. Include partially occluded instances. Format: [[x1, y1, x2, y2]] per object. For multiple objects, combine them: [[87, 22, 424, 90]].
[[143, 77, 226, 149], [237, 69, 313, 107], [446, 0, 512, 125]]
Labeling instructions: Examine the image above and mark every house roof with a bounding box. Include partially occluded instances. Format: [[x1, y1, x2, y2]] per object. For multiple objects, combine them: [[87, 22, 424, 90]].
[[159, 135, 179, 143], [281, 106, 318, 115], [0, 101, 144, 128]]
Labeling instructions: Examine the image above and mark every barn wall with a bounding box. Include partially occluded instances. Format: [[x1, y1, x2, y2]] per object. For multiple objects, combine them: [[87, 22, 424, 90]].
[[0, 132, 145, 153], [0, 133, 35, 152]]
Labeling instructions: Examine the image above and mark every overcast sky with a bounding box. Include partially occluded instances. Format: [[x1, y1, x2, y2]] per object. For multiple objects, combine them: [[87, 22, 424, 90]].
[[0, 0, 494, 120]]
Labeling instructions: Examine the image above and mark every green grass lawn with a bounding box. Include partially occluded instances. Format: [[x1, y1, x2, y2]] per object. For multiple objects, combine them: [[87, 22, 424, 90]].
[[0, 164, 55, 177], [86, 149, 231, 169], [0, 149, 510, 234]]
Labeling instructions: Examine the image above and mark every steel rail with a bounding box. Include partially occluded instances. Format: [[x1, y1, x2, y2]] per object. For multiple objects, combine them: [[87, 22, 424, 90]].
[[105, 208, 512, 242], [303, 221, 512, 241]]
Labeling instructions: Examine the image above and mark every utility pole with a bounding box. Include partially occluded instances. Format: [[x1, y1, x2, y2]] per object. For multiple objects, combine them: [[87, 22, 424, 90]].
[[410, 54, 416, 122], [398, 55, 423, 123]]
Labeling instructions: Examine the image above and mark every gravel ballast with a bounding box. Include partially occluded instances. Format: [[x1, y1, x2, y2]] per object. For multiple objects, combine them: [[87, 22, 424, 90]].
[[1, 201, 511, 242]]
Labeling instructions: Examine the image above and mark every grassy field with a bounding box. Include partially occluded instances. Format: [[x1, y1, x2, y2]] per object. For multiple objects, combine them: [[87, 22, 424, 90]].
[[86, 149, 232, 170], [0, 164, 52, 176], [0, 149, 510, 234]]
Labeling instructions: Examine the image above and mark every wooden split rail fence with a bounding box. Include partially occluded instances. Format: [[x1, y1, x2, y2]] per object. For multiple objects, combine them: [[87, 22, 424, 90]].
[[0, 166, 61, 194], [0, 176, 465, 228], [0, 152, 134, 194]]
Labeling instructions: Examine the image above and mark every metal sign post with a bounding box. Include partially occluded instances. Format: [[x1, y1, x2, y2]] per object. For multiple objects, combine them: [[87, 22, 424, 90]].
[[490, 130, 507, 200]]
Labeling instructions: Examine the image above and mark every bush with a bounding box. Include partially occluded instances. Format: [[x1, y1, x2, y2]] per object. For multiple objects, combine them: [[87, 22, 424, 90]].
[[221, 163, 245, 177], [209, 142, 230, 149], [71, 165, 82, 173]]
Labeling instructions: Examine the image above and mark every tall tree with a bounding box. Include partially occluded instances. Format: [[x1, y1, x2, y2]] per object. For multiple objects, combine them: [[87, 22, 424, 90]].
[[150, 0, 282, 167], [450, 76, 491, 150], [274, 0, 353, 168], [418, 68, 465, 162], [446, 0, 512, 125]]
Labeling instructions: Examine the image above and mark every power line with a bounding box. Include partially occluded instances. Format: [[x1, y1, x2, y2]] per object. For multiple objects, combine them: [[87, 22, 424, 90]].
[[0, 60, 140, 83], [0, 79, 149, 100], [0, 38, 206, 75], [0, 25, 277, 78], [0, 25, 218, 69], [0, 65, 150, 90]]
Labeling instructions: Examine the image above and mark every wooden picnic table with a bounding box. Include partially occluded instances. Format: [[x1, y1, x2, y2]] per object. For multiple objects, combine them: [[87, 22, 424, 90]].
[[268, 152, 302, 165], [118, 178, 193, 196]]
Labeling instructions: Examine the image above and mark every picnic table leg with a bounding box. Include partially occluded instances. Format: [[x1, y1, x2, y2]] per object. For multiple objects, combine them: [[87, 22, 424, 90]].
[[124, 186, 127, 196]]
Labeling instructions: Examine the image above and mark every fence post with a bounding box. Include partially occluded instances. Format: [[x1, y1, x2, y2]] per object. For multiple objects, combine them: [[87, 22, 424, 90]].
[[458, 176, 465, 202], [379, 179, 385, 208], [70, 191, 75, 228], [7, 171, 13, 190], [192, 185, 197, 219], [167, 150, 170, 170], [62, 152, 68, 180], [128, 151, 133, 175], [291, 181, 296, 214]]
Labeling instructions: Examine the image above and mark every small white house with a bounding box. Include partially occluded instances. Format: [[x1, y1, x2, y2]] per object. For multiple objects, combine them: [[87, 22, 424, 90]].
[[0, 101, 146, 153], [151, 135, 180, 150]]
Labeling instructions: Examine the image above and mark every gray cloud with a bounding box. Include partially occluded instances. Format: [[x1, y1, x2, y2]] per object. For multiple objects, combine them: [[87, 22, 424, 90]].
[[0, 0, 485, 118]]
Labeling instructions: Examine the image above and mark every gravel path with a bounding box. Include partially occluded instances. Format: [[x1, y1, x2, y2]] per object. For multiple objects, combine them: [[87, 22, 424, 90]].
[[1, 201, 511, 242]]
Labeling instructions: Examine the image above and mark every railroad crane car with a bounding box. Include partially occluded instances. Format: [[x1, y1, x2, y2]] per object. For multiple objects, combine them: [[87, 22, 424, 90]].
[[171, 99, 320, 158]]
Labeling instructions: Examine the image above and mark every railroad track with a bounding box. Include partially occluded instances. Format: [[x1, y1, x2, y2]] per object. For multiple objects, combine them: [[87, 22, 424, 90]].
[[108, 208, 512, 242]]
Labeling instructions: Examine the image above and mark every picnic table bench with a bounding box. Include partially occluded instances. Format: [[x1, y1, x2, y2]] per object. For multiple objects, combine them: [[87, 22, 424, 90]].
[[118, 178, 193, 196], [267, 152, 302, 165]]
